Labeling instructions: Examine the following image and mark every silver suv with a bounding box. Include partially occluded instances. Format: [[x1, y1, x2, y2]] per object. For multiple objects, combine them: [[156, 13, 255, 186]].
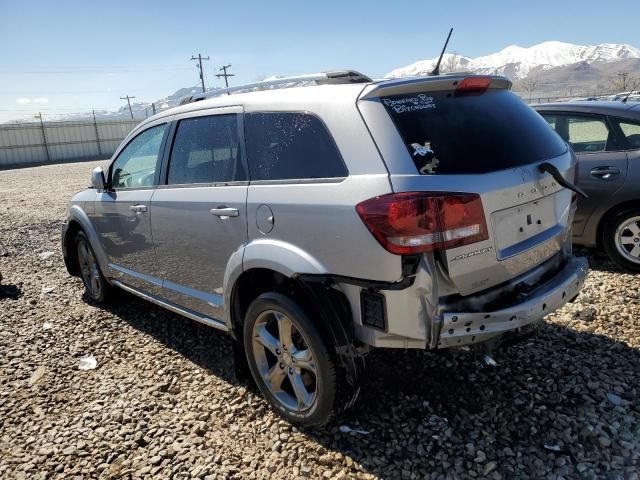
[[62, 71, 588, 426]]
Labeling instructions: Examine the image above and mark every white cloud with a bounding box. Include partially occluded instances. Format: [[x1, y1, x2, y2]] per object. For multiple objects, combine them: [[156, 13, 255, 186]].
[[16, 97, 49, 104]]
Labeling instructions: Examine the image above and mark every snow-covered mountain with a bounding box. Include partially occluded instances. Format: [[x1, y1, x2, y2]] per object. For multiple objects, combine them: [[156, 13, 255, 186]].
[[386, 41, 640, 79]]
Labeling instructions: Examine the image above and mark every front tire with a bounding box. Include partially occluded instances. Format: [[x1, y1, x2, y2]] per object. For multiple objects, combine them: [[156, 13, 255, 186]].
[[243, 292, 343, 426], [75, 231, 112, 302], [602, 207, 640, 273]]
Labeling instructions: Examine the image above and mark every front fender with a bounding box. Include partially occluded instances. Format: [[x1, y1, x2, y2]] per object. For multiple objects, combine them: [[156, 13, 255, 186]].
[[67, 204, 111, 279], [222, 238, 328, 327]]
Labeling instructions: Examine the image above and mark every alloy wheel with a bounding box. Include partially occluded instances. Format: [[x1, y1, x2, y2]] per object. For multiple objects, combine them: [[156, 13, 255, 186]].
[[614, 215, 640, 264], [251, 309, 318, 412], [77, 238, 102, 297]]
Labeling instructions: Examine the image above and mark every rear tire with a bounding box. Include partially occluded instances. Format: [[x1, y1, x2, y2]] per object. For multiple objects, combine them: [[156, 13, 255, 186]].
[[75, 231, 112, 302], [243, 292, 350, 426], [602, 207, 640, 273]]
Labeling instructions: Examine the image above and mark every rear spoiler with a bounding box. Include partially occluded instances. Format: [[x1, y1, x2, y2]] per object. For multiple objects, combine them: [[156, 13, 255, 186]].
[[359, 75, 512, 100]]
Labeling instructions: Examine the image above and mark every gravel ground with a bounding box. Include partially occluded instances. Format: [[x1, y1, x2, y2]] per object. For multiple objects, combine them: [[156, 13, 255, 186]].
[[0, 160, 638, 480]]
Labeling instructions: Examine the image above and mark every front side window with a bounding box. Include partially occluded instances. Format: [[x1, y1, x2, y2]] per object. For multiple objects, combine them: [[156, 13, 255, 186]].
[[617, 120, 640, 150], [111, 124, 166, 189], [167, 114, 245, 185], [244, 112, 347, 181]]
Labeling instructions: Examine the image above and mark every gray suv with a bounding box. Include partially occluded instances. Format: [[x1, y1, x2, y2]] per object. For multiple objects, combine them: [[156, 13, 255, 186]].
[[62, 72, 588, 426]]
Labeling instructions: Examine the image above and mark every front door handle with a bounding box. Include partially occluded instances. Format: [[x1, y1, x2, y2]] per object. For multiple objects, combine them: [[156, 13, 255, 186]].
[[129, 204, 148, 213], [590, 166, 620, 179], [210, 207, 239, 219]]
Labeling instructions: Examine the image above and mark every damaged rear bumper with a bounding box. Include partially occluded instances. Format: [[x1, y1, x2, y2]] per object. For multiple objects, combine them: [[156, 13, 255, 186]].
[[434, 256, 588, 348]]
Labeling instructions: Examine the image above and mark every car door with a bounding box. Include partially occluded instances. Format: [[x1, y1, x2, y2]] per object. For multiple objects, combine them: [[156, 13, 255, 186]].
[[612, 116, 640, 196], [151, 107, 248, 319], [92, 120, 170, 294], [540, 112, 628, 237]]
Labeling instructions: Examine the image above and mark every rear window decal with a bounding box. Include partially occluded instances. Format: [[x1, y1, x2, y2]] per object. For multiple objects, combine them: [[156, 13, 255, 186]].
[[410, 142, 439, 174], [381, 94, 435, 114], [410, 141, 433, 157], [420, 158, 439, 175]]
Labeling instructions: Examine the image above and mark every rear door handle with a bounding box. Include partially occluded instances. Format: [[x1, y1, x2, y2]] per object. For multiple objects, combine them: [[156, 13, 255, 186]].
[[590, 166, 620, 179], [129, 204, 148, 213], [210, 207, 239, 219]]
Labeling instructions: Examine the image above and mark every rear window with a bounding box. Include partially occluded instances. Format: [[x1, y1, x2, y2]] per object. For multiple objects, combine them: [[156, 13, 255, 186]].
[[244, 112, 347, 181], [381, 90, 567, 174]]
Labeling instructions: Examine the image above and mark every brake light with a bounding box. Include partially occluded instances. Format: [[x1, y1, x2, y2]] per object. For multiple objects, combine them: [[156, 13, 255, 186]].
[[356, 192, 488, 255], [456, 76, 491, 94]]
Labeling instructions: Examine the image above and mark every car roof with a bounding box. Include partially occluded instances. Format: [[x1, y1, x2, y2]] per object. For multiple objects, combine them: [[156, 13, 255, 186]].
[[533, 101, 640, 118], [136, 74, 511, 130], [148, 82, 368, 120]]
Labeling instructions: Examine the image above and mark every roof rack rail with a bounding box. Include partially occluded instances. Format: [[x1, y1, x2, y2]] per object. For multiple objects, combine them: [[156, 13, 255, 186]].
[[179, 70, 371, 105]]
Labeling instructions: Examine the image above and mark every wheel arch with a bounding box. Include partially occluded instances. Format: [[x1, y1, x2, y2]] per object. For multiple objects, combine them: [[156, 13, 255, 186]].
[[228, 266, 365, 403], [65, 205, 111, 278]]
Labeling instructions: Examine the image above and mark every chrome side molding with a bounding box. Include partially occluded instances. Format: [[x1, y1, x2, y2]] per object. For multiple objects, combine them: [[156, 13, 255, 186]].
[[111, 280, 229, 332]]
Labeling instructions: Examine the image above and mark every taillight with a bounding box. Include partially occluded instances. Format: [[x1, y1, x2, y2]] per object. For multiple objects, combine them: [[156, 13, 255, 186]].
[[356, 192, 488, 255], [455, 76, 491, 94]]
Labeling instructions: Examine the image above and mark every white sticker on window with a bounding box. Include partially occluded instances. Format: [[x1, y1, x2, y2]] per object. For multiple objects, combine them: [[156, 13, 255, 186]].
[[410, 142, 440, 174], [382, 94, 435, 114], [411, 141, 433, 157]]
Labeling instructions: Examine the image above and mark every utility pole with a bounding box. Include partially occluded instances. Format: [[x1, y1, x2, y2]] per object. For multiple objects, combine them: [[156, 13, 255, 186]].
[[191, 54, 210, 93], [92, 109, 102, 157], [216, 64, 235, 93], [120, 95, 135, 119], [619, 72, 628, 91], [35, 112, 50, 162]]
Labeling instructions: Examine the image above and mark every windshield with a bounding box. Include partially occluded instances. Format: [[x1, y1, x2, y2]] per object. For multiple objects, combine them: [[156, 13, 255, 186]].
[[381, 89, 567, 174]]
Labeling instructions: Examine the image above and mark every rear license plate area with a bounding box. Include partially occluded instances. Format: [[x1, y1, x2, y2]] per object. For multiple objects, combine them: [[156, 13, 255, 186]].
[[492, 195, 559, 260]]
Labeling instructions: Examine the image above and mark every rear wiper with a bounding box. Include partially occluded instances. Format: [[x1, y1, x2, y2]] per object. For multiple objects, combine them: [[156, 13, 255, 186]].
[[538, 162, 588, 199]]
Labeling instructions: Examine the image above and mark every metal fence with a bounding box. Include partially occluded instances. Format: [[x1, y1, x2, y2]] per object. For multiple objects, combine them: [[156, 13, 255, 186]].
[[0, 118, 140, 168]]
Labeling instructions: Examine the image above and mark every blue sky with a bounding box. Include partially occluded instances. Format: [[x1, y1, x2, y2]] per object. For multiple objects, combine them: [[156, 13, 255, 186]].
[[0, 0, 638, 121]]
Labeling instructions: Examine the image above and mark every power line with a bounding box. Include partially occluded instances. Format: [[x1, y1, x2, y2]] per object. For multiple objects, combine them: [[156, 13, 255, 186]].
[[216, 64, 235, 92], [0, 65, 194, 74], [190, 54, 210, 93], [120, 95, 136, 120]]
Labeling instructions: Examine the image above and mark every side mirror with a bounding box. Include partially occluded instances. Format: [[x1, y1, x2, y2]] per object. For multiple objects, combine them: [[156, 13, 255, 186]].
[[91, 166, 106, 190]]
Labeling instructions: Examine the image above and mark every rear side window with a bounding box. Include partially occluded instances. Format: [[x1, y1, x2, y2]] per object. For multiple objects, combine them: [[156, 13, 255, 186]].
[[381, 90, 567, 174], [542, 114, 619, 153], [617, 120, 640, 149], [566, 116, 610, 153], [244, 112, 347, 181], [167, 114, 246, 185]]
